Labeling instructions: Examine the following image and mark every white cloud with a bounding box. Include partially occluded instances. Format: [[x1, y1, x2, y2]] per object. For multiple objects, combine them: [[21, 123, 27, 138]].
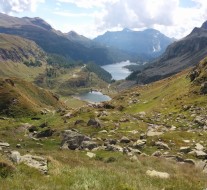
[[57, 0, 118, 9], [92, 0, 207, 39], [53, 10, 94, 18], [0, 0, 44, 13]]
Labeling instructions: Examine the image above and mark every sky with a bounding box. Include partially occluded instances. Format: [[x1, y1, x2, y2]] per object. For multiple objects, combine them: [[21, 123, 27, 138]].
[[0, 0, 207, 39]]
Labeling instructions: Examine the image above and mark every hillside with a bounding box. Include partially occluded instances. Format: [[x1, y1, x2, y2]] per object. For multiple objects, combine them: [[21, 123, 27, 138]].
[[0, 77, 64, 117], [0, 33, 47, 80], [94, 28, 174, 61], [0, 57, 207, 189], [129, 20, 207, 84]]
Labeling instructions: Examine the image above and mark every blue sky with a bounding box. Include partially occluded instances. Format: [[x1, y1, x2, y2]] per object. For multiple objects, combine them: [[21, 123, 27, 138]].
[[0, 0, 207, 39]]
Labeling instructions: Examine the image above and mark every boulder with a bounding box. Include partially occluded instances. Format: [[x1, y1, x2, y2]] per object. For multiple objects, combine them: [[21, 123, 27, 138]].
[[0, 142, 10, 147], [195, 150, 207, 159], [200, 82, 207, 94], [195, 143, 204, 151], [120, 136, 130, 143], [147, 131, 163, 137], [133, 140, 146, 149], [87, 118, 101, 128], [155, 141, 170, 150], [81, 141, 98, 150], [74, 120, 85, 125], [105, 145, 123, 152], [21, 154, 48, 174], [10, 151, 21, 164], [28, 125, 38, 133], [184, 159, 196, 165], [180, 146, 191, 154], [86, 152, 96, 158], [194, 116, 205, 126], [10, 151, 47, 174], [146, 170, 170, 179], [36, 128, 54, 138], [130, 155, 139, 162], [152, 151, 162, 157], [61, 130, 90, 150]]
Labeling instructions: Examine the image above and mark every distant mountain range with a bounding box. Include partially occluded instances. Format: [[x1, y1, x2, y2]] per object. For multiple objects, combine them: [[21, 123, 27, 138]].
[[94, 28, 175, 60], [128, 20, 207, 84], [0, 13, 174, 66]]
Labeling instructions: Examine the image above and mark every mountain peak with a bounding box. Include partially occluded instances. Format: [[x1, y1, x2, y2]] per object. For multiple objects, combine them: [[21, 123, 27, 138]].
[[201, 20, 207, 30], [122, 28, 132, 32], [67, 31, 79, 37]]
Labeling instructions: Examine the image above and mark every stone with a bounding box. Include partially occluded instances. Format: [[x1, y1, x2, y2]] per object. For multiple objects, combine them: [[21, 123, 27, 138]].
[[155, 141, 170, 150], [81, 141, 98, 150], [201, 82, 207, 94], [105, 145, 123, 152], [195, 143, 204, 151], [86, 152, 96, 158], [10, 151, 48, 174], [130, 155, 139, 162], [140, 133, 146, 139], [130, 148, 142, 155], [133, 140, 146, 149], [195, 150, 207, 159], [180, 146, 191, 154], [64, 112, 73, 119], [28, 125, 38, 132], [109, 139, 117, 145], [0, 147, 2, 151], [61, 130, 90, 150], [146, 170, 170, 179], [184, 159, 196, 165], [0, 142, 10, 147], [152, 151, 162, 157], [147, 131, 163, 137], [194, 116, 205, 126], [16, 144, 21, 148], [98, 130, 108, 134], [10, 151, 21, 164], [87, 118, 101, 128], [74, 120, 85, 125], [120, 136, 130, 143], [138, 112, 146, 118], [36, 128, 54, 138]]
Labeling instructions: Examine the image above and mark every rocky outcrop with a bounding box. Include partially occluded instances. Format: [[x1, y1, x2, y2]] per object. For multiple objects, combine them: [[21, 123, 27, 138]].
[[61, 130, 98, 150], [10, 151, 48, 174]]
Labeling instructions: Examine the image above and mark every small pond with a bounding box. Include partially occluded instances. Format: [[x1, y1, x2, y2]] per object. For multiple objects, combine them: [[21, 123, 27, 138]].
[[75, 91, 111, 103]]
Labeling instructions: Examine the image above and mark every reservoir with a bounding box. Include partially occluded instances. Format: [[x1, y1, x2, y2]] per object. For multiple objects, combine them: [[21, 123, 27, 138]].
[[76, 91, 111, 103], [101, 60, 136, 80]]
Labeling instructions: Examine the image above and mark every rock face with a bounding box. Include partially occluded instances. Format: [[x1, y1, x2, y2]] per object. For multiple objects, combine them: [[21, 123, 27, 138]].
[[146, 170, 170, 179], [61, 130, 97, 150], [10, 151, 47, 174]]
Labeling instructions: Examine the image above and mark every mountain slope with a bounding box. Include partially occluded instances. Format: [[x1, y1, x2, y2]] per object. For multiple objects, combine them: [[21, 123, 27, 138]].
[[94, 28, 174, 60], [0, 33, 47, 80], [130, 20, 207, 84], [0, 13, 116, 65], [0, 77, 63, 117]]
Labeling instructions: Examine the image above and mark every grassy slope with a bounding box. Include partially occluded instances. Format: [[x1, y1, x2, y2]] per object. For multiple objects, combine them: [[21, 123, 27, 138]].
[[0, 33, 46, 81], [0, 77, 64, 117]]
